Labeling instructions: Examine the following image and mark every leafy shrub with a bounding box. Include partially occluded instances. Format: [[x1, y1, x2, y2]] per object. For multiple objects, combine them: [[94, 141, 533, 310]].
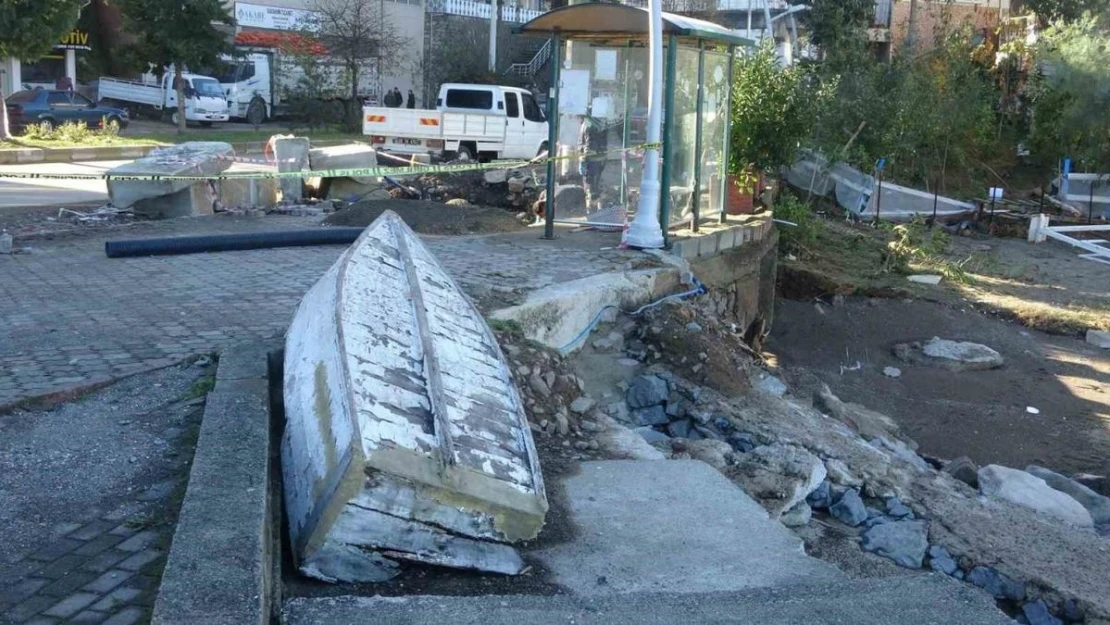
[[53, 121, 93, 143], [774, 190, 822, 255]]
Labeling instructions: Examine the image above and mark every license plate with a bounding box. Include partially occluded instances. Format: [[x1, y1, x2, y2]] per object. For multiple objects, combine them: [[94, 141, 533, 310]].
[[393, 138, 421, 146]]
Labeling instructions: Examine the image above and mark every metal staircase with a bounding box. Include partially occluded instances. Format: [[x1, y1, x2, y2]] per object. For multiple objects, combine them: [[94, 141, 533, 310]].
[[505, 38, 552, 79]]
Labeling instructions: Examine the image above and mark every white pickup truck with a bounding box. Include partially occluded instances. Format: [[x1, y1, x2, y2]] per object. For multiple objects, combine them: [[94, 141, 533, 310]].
[[362, 83, 548, 162], [98, 72, 230, 125]]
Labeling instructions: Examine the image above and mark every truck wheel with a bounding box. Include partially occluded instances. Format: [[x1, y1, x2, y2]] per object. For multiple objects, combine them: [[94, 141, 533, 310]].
[[247, 98, 266, 126], [455, 144, 475, 163], [170, 111, 181, 126]]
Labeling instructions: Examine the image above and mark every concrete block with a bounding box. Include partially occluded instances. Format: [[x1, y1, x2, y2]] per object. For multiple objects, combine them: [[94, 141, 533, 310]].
[[717, 227, 738, 251], [219, 177, 279, 209], [273, 136, 310, 202], [107, 142, 233, 209], [151, 341, 277, 625], [669, 239, 698, 261], [1087, 330, 1110, 349], [308, 144, 378, 184], [696, 233, 719, 258], [15, 148, 44, 163], [131, 182, 217, 219]]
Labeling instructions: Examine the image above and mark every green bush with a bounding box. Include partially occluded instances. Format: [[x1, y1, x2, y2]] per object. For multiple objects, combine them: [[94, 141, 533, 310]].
[[774, 191, 822, 255]]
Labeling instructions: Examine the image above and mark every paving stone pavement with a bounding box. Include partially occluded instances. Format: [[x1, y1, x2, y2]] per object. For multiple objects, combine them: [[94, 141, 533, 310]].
[[0, 216, 639, 407], [0, 517, 164, 625]]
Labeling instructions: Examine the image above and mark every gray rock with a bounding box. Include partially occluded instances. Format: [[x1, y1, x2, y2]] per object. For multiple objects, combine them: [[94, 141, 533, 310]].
[[861, 520, 928, 568], [1061, 599, 1084, 622], [824, 457, 862, 487], [713, 417, 732, 432], [882, 366, 902, 378], [666, 419, 694, 439], [665, 395, 687, 418], [569, 396, 597, 414], [1074, 473, 1110, 497], [630, 405, 669, 427], [813, 385, 908, 447], [594, 418, 666, 461], [528, 372, 551, 398], [830, 489, 868, 527], [894, 337, 1004, 371], [780, 501, 812, 527], [967, 566, 1025, 601], [806, 481, 833, 509], [634, 427, 671, 445], [870, 436, 930, 472], [756, 375, 787, 397], [555, 412, 570, 436], [1021, 600, 1062, 625], [727, 432, 756, 453], [693, 425, 723, 441], [1026, 465, 1110, 525], [943, 456, 980, 488], [686, 439, 733, 471], [685, 322, 703, 333], [627, 375, 669, 409], [885, 497, 914, 519], [725, 443, 827, 519], [1086, 329, 1110, 349], [927, 545, 958, 576], [978, 465, 1094, 528]]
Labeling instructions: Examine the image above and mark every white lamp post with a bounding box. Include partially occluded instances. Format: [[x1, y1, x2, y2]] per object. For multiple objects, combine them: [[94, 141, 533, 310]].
[[622, 0, 665, 249]]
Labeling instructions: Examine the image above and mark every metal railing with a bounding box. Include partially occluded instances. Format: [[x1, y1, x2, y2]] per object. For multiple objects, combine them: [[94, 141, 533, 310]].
[[426, 0, 543, 23], [505, 38, 552, 78]]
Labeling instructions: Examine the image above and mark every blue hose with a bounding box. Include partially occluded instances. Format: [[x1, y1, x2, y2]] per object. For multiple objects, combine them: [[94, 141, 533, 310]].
[[558, 277, 707, 353]]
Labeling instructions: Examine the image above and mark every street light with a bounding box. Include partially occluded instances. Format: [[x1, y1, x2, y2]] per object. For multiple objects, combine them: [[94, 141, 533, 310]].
[[622, 0, 665, 249]]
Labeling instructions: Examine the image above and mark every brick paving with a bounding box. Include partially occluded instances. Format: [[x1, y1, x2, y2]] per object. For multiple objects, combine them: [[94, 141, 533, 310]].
[[0, 215, 636, 408], [0, 517, 165, 625]]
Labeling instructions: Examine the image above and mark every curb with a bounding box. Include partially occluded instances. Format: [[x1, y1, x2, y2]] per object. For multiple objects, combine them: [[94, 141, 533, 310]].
[[151, 340, 280, 625], [0, 138, 360, 165]]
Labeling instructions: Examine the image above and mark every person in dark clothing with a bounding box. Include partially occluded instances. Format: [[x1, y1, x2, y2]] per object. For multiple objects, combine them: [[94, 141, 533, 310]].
[[406, 90, 416, 109], [578, 109, 608, 210]]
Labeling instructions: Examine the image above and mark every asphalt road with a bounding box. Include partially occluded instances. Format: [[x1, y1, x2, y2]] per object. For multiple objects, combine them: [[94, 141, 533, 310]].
[[0, 160, 127, 208]]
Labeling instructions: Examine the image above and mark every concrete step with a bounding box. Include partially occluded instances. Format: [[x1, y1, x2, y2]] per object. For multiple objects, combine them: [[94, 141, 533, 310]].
[[282, 575, 1013, 625], [532, 460, 844, 595]]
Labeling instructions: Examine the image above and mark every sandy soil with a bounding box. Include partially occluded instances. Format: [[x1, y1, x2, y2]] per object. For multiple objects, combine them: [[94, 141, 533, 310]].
[[768, 296, 1110, 477]]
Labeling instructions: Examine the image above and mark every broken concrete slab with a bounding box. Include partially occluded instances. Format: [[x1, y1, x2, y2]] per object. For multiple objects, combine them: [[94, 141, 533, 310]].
[[813, 384, 911, 447], [281, 211, 546, 583], [273, 136, 310, 202], [725, 443, 827, 519], [1086, 330, 1110, 349], [308, 144, 379, 185], [977, 465, 1093, 528], [534, 460, 843, 596], [893, 337, 1004, 371], [107, 142, 233, 217]]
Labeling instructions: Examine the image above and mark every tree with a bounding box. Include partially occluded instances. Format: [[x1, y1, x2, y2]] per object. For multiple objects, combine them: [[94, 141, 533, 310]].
[[1022, 0, 1110, 22], [309, 0, 407, 129], [0, 0, 84, 140], [800, 0, 873, 60], [1028, 15, 1110, 172], [729, 43, 817, 189], [117, 0, 235, 135]]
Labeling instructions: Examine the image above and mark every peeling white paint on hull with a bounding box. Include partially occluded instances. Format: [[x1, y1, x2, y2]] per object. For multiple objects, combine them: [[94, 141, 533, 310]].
[[282, 210, 547, 583]]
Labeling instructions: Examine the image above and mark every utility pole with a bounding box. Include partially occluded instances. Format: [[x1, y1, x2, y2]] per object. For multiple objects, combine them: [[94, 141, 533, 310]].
[[489, 0, 499, 73], [623, 0, 666, 249]]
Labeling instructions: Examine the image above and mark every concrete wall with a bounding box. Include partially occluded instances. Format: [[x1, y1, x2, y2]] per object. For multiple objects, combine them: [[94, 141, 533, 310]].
[[689, 228, 779, 334]]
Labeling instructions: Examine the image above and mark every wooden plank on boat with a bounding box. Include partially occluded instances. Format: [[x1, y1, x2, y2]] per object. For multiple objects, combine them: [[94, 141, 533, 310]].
[[282, 210, 547, 583]]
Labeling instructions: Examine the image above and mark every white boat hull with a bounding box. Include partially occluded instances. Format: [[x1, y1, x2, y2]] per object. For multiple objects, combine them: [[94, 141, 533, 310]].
[[281, 210, 547, 582]]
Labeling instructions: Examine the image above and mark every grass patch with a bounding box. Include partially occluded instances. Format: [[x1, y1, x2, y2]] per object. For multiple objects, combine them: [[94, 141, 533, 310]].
[[487, 318, 524, 339], [183, 374, 215, 401], [2, 123, 363, 150], [777, 219, 911, 299], [132, 129, 364, 145]]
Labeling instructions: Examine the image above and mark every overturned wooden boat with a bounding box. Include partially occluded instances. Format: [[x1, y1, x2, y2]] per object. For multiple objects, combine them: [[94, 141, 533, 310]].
[[281, 210, 547, 583]]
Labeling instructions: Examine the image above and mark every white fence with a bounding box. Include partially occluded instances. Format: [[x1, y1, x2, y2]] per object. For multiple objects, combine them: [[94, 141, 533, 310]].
[[426, 0, 543, 23]]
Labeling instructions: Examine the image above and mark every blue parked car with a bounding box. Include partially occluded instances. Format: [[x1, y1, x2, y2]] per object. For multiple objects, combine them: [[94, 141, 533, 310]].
[[4, 89, 130, 133]]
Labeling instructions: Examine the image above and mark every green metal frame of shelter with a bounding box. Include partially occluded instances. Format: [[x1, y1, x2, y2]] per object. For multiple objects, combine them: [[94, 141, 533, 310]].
[[516, 3, 755, 243]]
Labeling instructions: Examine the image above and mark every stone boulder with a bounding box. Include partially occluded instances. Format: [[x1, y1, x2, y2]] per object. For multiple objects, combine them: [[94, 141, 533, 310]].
[[977, 465, 1093, 528], [830, 489, 868, 526], [626, 375, 669, 409], [926, 545, 958, 576], [725, 443, 826, 519], [813, 385, 910, 447], [966, 566, 1025, 601], [861, 520, 928, 568], [893, 337, 1004, 371], [685, 439, 733, 471], [1025, 465, 1110, 526], [595, 420, 666, 461], [943, 456, 980, 488]]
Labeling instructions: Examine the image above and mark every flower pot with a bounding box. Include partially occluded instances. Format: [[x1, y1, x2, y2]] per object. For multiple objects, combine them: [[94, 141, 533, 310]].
[[726, 172, 764, 215]]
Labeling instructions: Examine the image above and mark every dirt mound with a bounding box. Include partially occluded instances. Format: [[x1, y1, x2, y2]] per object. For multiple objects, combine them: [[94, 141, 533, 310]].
[[323, 199, 526, 235]]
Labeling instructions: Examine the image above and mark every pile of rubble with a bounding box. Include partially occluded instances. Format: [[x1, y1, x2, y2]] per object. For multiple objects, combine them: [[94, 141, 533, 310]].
[[537, 300, 1110, 625]]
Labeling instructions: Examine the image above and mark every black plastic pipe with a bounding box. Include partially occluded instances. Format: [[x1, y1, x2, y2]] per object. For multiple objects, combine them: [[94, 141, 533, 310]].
[[105, 228, 365, 258]]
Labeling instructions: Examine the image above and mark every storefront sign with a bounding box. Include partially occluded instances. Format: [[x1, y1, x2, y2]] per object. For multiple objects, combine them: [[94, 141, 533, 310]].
[[235, 2, 320, 32], [55, 29, 91, 51]]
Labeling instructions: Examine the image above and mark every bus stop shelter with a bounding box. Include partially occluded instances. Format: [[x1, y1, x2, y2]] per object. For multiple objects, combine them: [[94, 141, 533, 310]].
[[517, 4, 754, 242]]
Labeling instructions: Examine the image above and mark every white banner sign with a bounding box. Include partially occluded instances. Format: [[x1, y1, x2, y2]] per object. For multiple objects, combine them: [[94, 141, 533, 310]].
[[235, 2, 320, 31]]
